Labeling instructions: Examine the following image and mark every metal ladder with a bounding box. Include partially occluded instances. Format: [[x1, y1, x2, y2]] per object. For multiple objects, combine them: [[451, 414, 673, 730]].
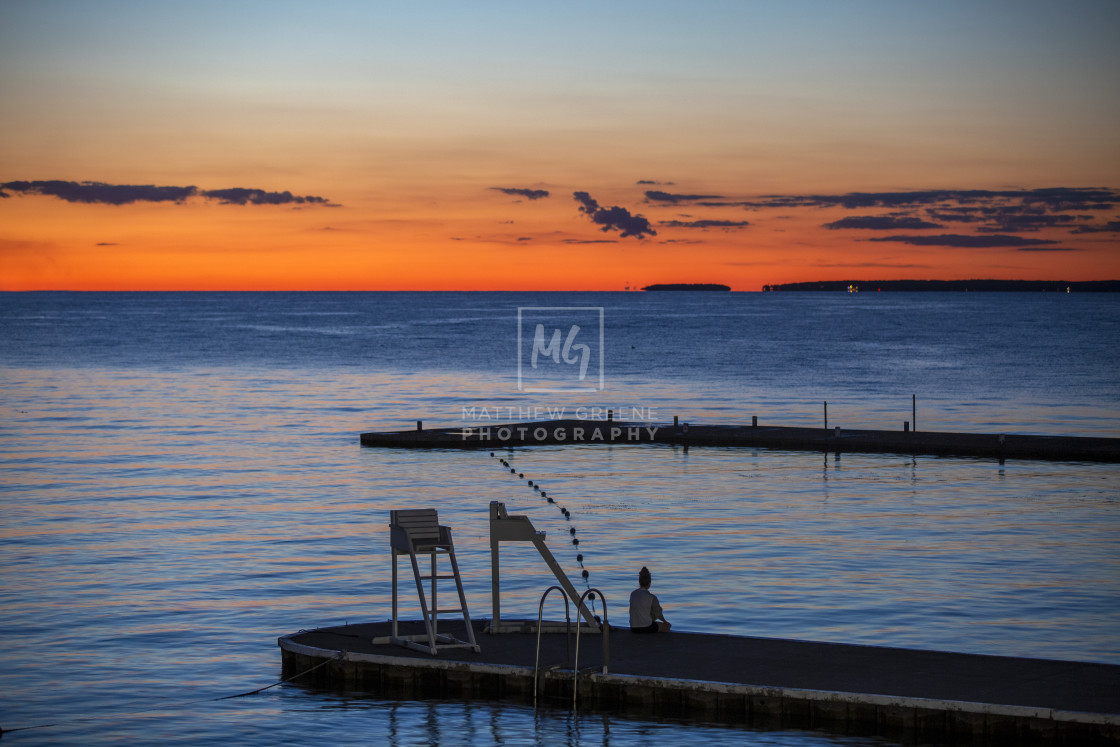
[[533, 585, 572, 709], [533, 585, 610, 711], [389, 508, 480, 655]]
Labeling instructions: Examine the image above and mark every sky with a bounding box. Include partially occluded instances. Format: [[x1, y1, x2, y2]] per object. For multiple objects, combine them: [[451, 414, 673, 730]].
[[1, 0, 1118, 291]]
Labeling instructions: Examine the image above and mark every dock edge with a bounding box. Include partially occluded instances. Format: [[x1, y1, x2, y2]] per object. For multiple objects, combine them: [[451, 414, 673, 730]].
[[279, 634, 1120, 744]]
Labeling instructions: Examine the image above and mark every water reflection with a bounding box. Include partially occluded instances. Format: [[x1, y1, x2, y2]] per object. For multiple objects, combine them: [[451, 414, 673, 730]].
[[294, 693, 897, 747], [2, 359, 1118, 747]]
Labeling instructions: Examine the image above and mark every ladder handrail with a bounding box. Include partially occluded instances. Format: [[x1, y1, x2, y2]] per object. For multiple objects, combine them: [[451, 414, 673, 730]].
[[573, 588, 609, 712], [532, 585, 571, 709]]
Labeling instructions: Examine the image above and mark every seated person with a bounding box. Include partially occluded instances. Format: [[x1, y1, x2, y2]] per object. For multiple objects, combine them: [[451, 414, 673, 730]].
[[629, 566, 671, 633]]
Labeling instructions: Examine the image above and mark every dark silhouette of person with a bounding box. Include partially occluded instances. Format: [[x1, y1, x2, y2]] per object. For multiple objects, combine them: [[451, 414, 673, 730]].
[[629, 566, 671, 633]]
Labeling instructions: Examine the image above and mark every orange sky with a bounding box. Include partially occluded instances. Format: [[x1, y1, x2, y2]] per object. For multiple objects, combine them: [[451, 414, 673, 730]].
[[2, 2, 1117, 290]]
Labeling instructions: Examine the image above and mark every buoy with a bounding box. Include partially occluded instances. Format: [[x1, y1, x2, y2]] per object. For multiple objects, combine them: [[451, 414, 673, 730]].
[[572, 538, 579, 545], [528, 480, 534, 486], [588, 592, 596, 601], [540, 491, 547, 497], [490, 452, 494, 457], [518, 473, 524, 478], [576, 554, 583, 562], [510, 468, 516, 474], [547, 497, 554, 503], [581, 570, 589, 579], [534, 485, 540, 491], [569, 527, 576, 535]]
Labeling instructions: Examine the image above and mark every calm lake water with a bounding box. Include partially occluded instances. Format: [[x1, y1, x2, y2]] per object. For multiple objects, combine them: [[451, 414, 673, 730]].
[[1, 291, 1118, 745]]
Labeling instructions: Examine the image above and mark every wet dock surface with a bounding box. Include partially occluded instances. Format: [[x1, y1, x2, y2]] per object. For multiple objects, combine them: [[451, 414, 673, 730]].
[[359, 419, 1120, 462], [283, 619, 1120, 716]]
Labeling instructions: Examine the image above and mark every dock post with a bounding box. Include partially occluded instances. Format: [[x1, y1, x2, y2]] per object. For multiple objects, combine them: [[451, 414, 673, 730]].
[[607, 409, 613, 422], [904, 421, 910, 432], [912, 394, 916, 432], [491, 530, 501, 633], [674, 415, 679, 427], [752, 415, 757, 427], [417, 420, 423, 431], [823, 401, 828, 431]]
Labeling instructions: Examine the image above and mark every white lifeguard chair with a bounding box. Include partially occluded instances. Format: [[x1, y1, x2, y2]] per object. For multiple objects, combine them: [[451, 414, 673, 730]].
[[389, 508, 480, 655]]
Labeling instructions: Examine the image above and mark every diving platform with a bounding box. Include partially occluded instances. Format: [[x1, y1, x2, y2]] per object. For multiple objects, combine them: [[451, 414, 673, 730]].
[[360, 418, 1120, 462]]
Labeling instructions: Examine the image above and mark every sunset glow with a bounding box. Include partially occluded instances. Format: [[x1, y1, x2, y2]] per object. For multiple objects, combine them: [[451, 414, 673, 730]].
[[2, 1, 1118, 290]]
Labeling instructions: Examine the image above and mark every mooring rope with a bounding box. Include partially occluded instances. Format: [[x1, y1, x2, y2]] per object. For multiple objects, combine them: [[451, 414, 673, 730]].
[[0, 651, 347, 738]]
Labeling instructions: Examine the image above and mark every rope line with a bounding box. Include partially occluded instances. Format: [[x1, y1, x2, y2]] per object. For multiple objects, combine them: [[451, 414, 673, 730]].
[[1, 651, 346, 737], [492, 452, 599, 616]]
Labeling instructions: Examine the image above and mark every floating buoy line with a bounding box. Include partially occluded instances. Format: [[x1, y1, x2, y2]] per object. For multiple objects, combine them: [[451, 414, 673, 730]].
[[490, 451, 598, 615], [0, 651, 346, 738]]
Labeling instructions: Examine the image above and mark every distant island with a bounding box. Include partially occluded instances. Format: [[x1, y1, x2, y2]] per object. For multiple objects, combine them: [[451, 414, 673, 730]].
[[763, 280, 1120, 292], [643, 283, 731, 292]]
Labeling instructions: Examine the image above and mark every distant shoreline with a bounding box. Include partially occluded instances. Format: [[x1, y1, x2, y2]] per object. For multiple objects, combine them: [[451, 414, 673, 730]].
[[642, 283, 731, 291], [764, 279, 1120, 292]]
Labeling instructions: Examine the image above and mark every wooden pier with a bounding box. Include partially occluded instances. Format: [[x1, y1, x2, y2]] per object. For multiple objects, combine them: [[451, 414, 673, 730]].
[[360, 419, 1120, 462], [280, 619, 1120, 744]]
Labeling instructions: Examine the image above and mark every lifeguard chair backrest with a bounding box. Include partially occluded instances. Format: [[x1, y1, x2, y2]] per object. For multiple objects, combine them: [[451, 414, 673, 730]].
[[390, 508, 443, 548]]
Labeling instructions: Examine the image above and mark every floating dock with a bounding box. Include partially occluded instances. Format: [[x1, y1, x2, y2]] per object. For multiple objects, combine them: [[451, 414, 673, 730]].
[[360, 419, 1120, 462], [279, 619, 1120, 744]]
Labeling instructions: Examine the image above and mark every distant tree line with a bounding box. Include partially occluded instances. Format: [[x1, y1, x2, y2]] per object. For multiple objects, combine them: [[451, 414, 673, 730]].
[[642, 283, 732, 291], [762, 280, 1120, 292]]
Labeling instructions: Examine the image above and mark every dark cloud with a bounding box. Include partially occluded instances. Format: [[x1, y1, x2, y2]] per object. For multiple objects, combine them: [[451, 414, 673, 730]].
[[976, 214, 1084, 232], [660, 219, 751, 229], [868, 234, 1061, 248], [752, 187, 1119, 212], [1, 180, 195, 205], [729, 186, 1120, 239], [517, 237, 532, 242], [926, 209, 984, 223], [490, 187, 550, 200], [1071, 220, 1120, 234], [824, 216, 942, 230], [562, 239, 618, 245], [1016, 187, 1117, 211], [200, 187, 331, 205], [645, 190, 724, 204], [816, 262, 934, 269], [572, 192, 656, 239], [95, 242, 118, 246], [1016, 246, 1077, 251], [1, 180, 335, 206], [573, 191, 600, 214]]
